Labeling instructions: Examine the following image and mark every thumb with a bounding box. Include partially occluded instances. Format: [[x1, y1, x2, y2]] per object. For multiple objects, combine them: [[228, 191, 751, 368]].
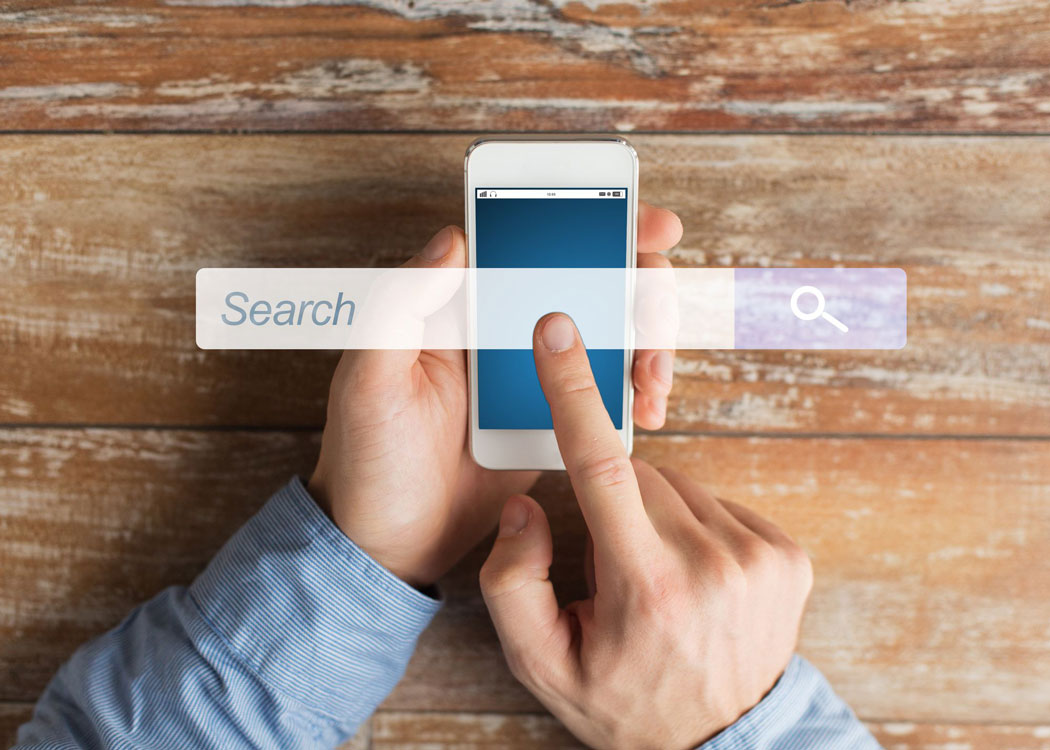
[[480, 495, 575, 692], [347, 225, 466, 374]]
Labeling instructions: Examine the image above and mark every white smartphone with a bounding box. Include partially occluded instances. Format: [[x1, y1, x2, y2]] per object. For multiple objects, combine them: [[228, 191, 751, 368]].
[[465, 136, 639, 470]]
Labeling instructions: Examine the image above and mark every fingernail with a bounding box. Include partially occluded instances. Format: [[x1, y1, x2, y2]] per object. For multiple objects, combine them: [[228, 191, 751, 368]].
[[421, 227, 452, 261], [651, 350, 674, 387], [499, 497, 531, 537], [541, 314, 576, 352]]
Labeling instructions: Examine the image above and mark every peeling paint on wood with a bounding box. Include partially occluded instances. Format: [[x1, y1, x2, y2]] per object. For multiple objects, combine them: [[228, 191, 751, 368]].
[[1, 135, 1047, 433], [4, 1, 1049, 743], [2, 429, 1047, 723], [1, 1, 1049, 131], [0, 429, 321, 699], [385, 434, 1050, 722], [870, 721, 1050, 750]]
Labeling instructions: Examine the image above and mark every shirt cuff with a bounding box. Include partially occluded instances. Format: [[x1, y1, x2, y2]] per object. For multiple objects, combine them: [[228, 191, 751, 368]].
[[189, 476, 442, 723], [698, 655, 877, 750]]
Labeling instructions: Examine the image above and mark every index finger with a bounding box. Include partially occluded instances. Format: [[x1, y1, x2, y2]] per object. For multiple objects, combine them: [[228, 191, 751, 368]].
[[532, 313, 659, 558]]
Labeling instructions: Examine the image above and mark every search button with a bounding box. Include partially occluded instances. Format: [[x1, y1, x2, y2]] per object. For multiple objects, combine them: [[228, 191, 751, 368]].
[[790, 285, 848, 333]]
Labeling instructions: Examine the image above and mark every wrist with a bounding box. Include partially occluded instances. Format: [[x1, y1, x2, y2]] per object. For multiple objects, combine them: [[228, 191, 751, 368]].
[[189, 477, 441, 720], [306, 469, 435, 590]]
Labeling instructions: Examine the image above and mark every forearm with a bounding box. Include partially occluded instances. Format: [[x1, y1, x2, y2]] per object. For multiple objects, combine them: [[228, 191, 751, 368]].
[[15, 477, 440, 749], [699, 656, 881, 750]]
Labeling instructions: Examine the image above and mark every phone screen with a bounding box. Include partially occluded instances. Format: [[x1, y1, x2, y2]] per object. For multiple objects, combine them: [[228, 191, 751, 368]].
[[474, 187, 629, 430]]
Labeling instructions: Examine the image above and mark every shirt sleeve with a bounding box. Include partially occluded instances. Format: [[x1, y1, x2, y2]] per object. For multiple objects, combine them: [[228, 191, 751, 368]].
[[15, 476, 442, 750], [699, 655, 882, 750]]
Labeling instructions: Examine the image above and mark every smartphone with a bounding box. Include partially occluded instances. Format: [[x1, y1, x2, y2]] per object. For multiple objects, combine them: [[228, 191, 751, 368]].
[[465, 136, 639, 470]]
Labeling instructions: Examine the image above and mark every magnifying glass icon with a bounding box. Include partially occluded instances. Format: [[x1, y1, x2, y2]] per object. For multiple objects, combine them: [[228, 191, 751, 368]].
[[790, 285, 849, 333]]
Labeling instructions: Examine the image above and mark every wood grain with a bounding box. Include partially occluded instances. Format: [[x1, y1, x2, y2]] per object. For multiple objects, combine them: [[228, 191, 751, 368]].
[[2, 429, 1048, 723], [8, 3, 1049, 744], [0, 704, 33, 749], [2, 135, 1048, 434], [2, 1, 1050, 133], [871, 721, 1050, 750], [0, 428, 320, 701], [372, 710, 583, 749], [371, 712, 1050, 750], [389, 435, 1050, 722]]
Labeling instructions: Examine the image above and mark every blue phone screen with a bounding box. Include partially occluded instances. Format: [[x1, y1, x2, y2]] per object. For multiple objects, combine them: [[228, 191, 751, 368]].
[[474, 188, 628, 430]]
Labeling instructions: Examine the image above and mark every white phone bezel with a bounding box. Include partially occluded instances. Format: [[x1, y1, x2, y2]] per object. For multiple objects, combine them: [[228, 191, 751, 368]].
[[464, 136, 639, 471]]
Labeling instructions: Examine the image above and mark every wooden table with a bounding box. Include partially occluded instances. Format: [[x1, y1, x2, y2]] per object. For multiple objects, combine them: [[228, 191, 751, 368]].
[[2, 3, 1049, 748]]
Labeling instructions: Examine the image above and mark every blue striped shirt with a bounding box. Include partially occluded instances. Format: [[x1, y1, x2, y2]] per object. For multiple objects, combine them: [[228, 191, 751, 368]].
[[16, 477, 880, 749]]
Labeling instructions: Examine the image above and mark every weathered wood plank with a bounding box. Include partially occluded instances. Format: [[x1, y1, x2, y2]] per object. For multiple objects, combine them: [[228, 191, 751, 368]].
[[871, 721, 1050, 750], [1, 135, 1048, 433], [389, 434, 1050, 722], [2, 2, 1050, 132], [0, 704, 33, 749], [0, 429, 320, 701], [371, 712, 1050, 750], [1, 430, 1047, 722], [372, 710, 582, 749]]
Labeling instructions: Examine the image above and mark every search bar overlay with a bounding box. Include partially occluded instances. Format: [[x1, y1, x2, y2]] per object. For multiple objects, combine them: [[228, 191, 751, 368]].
[[735, 268, 906, 349], [196, 267, 905, 350]]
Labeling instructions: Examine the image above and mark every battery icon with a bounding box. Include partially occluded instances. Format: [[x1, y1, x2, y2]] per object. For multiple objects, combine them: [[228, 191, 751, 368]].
[[612, 191, 622, 197], [599, 191, 606, 196]]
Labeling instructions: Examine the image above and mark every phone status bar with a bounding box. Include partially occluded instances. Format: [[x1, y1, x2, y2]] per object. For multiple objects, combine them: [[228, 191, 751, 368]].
[[476, 189, 625, 199]]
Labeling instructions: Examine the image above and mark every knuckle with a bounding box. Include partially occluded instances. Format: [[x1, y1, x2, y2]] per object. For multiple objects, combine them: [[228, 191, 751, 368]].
[[784, 541, 815, 590], [576, 452, 634, 489], [706, 550, 748, 597], [739, 534, 778, 571], [480, 555, 551, 602], [503, 646, 534, 684], [506, 644, 556, 692], [634, 564, 682, 615], [478, 557, 515, 597], [477, 559, 500, 592], [556, 369, 599, 398]]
